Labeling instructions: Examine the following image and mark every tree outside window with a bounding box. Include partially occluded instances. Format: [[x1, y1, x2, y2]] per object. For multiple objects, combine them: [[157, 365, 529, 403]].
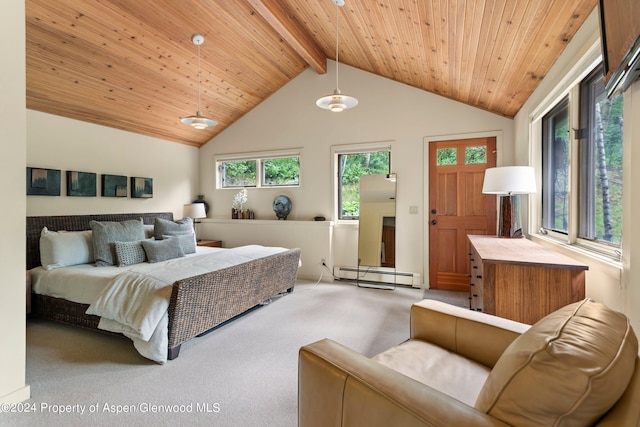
[[338, 151, 390, 219]]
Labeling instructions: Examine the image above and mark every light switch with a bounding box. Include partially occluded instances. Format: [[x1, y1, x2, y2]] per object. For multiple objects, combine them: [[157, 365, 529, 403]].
[[409, 206, 418, 214]]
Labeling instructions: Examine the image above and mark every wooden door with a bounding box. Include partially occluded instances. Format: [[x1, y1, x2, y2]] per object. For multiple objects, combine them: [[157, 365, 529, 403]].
[[428, 137, 496, 290], [381, 224, 395, 267]]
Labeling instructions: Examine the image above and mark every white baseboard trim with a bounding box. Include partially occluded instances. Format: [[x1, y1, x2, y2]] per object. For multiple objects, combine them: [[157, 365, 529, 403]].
[[0, 385, 30, 404], [334, 265, 421, 287]]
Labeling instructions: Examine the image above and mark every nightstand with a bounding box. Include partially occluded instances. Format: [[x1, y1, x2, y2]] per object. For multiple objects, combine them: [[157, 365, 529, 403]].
[[197, 240, 222, 248]]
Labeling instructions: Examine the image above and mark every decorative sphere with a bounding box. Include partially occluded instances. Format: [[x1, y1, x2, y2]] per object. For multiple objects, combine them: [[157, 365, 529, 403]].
[[273, 195, 292, 220]]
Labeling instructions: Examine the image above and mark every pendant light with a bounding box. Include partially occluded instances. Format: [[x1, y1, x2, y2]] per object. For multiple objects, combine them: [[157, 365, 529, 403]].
[[316, 0, 358, 112], [181, 34, 217, 129]]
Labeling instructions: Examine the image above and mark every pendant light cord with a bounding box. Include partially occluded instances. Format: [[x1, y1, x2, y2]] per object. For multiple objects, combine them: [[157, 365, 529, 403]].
[[335, 2, 340, 91], [197, 42, 202, 113]]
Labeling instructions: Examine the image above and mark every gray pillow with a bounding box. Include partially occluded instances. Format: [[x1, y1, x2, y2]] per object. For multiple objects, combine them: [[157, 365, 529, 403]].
[[90, 219, 146, 266], [114, 240, 147, 266], [163, 233, 196, 254], [141, 237, 185, 263], [153, 217, 193, 240]]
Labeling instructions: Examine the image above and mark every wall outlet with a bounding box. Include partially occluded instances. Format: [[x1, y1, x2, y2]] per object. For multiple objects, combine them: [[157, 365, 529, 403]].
[[321, 258, 326, 264]]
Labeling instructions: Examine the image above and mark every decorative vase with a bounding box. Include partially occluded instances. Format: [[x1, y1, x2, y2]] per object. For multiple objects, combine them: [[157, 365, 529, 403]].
[[273, 195, 292, 220], [193, 195, 209, 214]]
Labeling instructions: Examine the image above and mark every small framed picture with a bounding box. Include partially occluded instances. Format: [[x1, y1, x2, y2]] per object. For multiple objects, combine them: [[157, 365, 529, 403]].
[[27, 167, 61, 196], [101, 174, 128, 197], [131, 177, 153, 198], [67, 171, 97, 197]]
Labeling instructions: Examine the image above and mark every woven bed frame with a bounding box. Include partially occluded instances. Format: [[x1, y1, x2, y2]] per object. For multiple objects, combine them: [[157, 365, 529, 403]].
[[27, 212, 301, 360]]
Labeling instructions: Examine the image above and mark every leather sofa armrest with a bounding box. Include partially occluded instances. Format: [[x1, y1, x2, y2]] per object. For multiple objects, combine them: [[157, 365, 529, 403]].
[[410, 300, 530, 368], [299, 338, 511, 427], [595, 357, 640, 426]]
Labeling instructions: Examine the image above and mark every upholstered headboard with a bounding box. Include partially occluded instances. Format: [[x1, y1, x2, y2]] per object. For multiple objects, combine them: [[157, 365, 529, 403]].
[[26, 212, 174, 270]]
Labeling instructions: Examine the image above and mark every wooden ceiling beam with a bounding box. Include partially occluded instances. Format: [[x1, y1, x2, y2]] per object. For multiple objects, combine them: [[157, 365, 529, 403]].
[[247, 0, 327, 74]]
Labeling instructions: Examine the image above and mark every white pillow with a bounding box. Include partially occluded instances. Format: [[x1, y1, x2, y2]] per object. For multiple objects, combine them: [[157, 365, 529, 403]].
[[40, 227, 94, 269]]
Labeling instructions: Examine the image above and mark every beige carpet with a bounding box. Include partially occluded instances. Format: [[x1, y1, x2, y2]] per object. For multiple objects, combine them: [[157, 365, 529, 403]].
[[7, 280, 426, 426], [422, 289, 470, 308]]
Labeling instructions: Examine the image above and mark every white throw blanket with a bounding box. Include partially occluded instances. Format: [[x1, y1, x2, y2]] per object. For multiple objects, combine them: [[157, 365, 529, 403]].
[[86, 245, 288, 363]]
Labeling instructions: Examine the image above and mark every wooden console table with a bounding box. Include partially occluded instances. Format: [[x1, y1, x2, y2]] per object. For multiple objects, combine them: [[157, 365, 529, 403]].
[[468, 235, 588, 324]]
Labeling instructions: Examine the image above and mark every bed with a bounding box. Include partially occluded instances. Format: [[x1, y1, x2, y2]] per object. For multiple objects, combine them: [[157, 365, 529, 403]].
[[26, 212, 301, 363]]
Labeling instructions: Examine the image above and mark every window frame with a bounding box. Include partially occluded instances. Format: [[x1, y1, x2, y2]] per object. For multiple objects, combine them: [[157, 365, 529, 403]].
[[577, 64, 624, 249], [532, 55, 623, 263], [541, 96, 570, 235], [215, 149, 302, 189]]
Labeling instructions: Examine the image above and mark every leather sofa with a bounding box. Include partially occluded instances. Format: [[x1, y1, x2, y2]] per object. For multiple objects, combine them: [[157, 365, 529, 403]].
[[299, 298, 640, 426]]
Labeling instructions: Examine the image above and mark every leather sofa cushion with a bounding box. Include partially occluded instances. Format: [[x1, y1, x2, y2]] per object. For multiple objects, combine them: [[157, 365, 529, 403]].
[[475, 299, 638, 426], [372, 339, 491, 406]]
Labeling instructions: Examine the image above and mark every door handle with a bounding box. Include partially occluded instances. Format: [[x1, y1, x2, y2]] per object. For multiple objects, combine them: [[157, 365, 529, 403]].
[[431, 220, 437, 225], [431, 209, 436, 214]]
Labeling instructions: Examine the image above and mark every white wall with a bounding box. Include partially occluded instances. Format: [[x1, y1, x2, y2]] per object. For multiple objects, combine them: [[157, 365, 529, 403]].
[[27, 111, 201, 219], [621, 74, 640, 335], [199, 61, 514, 283], [0, 0, 30, 404], [199, 219, 334, 280], [514, 9, 640, 333]]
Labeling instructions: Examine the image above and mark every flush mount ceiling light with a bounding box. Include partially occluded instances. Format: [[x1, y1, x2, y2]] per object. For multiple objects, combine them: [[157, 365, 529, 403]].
[[316, 0, 358, 112], [181, 34, 217, 129]]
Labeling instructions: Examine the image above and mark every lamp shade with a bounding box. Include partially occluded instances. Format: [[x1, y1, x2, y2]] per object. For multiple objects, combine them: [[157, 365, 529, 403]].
[[482, 166, 536, 195], [183, 203, 207, 219]]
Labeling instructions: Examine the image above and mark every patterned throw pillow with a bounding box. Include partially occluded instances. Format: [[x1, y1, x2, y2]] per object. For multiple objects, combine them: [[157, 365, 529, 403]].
[[114, 240, 147, 266]]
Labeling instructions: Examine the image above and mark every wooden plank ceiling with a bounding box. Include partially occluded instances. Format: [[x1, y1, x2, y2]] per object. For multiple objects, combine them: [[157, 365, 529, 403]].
[[26, 0, 597, 147]]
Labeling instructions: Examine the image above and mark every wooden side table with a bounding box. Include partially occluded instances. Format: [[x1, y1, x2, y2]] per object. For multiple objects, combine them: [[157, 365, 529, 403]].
[[197, 240, 222, 248]]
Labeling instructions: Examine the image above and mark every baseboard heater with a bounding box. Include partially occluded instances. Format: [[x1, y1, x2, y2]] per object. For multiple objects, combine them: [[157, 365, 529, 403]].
[[334, 266, 421, 287]]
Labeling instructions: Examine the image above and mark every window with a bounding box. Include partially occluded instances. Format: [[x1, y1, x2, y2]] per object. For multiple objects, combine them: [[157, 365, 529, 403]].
[[337, 150, 390, 220], [220, 160, 257, 188], [262, 157, 299, 186], [540, 62, 623, 252], [542, 98, 570, 233], [578, 66, 624, 246], [217, 152, 300, 189], [465, 146, 487, 164], [436, 146, 487, 166], [436, 148, 457, 165]]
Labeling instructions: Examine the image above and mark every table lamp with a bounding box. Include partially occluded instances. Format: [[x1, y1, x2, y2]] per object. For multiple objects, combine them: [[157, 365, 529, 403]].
[[183, 203, 207, 239], [482, 166, 536, 238]]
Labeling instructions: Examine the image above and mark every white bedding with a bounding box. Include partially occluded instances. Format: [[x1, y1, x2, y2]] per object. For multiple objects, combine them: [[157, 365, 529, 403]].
[[30, 246, 223, 304], [31, 245, 290, 363]]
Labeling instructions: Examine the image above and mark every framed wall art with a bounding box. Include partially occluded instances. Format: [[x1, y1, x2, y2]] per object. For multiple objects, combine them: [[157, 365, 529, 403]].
[[131, 177, 153, 198], [101, 174, 128, 197], [26, 167, 61, 196], [66, 171, 97, 197]]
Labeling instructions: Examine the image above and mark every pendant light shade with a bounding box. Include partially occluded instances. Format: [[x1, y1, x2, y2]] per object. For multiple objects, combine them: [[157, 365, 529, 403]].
[[316, 0, 358, 112], [316, 89, 358, 112], [181, 111, 217, 129], [181, 34, 217, 128]]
